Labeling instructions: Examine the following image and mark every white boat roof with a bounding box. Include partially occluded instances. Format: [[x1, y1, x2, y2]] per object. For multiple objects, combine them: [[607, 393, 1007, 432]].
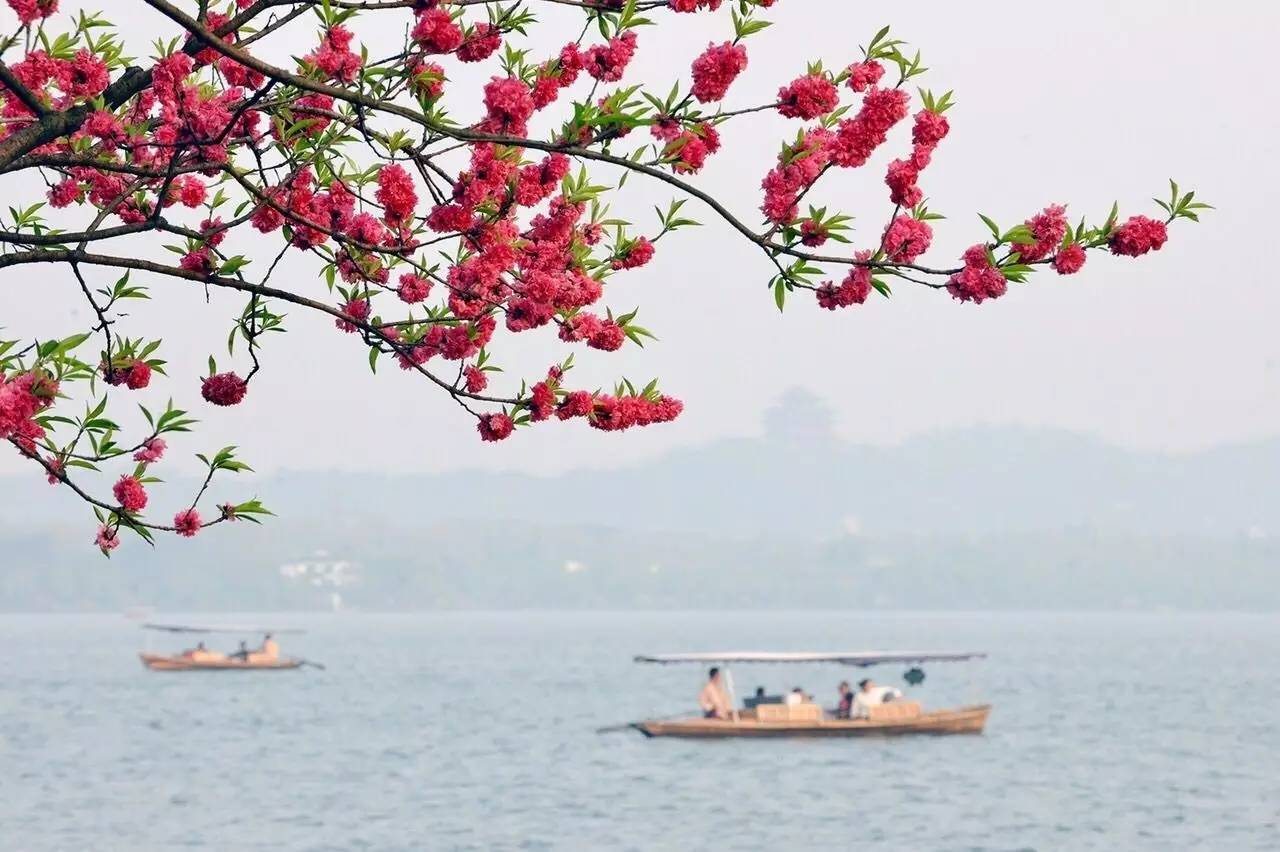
[[142, 622, 306, 635], [633, 651, 986, 667]]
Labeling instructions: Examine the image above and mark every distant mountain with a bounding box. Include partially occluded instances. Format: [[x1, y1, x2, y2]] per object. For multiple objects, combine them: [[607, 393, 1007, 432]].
[[2, 390, 1277, 611]]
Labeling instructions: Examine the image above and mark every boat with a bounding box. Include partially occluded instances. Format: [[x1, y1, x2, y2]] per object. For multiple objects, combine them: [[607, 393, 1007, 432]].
[[625, 650, 990, 738], [138, 622, 319, 672], [139, 653, 305, 671]]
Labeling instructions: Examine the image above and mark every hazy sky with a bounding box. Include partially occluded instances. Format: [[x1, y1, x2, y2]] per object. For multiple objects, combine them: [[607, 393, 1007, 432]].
[[1, 1, 1275, 477]]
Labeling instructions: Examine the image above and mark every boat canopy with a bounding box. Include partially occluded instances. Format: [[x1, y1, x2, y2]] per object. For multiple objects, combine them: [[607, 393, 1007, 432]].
[[633, 651, 985, 667], [142, 622, 306, 635]]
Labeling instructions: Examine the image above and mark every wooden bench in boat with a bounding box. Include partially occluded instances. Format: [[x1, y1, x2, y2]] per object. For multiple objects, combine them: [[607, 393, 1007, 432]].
[[866, 700, 922, 721], [755, 702, 824, 723]]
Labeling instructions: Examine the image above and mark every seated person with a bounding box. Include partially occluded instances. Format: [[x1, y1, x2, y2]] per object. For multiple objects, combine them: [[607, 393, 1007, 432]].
[[783, 687, 808, 706], [229, 640, 250, 662], [744, 686, 784, 709], [835, 680, 854, 719], [851, 678, 904, 718]]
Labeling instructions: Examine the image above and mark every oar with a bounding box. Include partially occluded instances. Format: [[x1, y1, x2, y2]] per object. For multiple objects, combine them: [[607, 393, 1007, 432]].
[[299, 659, 327, 670]]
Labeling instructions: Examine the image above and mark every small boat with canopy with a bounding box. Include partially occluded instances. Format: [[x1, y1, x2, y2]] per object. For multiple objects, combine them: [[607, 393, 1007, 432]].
[[138, 622, 318, 671], [624, 650, 989, 738]]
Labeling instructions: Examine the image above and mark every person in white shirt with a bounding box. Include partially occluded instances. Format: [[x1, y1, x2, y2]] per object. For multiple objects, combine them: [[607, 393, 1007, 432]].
[[783, 687, 808, 706], [850, 678, 903, 719]]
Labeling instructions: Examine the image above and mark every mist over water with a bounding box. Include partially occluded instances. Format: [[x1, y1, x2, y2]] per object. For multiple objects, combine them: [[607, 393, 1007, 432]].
[[4, 611, 1277, 850]]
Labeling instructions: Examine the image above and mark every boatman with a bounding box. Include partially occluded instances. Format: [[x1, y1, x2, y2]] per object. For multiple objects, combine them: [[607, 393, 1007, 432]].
[[260, 633, 279, 660], [698, 667, 732, 719]]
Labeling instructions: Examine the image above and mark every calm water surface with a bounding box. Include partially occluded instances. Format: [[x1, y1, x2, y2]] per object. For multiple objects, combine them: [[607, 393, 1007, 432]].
[[1, 611, 1278, 851]]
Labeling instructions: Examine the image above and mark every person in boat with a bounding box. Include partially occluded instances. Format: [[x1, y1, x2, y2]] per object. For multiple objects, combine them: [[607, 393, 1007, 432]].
[[836, 681, 854, 719], [851, 678, 904, 719], [229, 640, 250, 662], [180, 641, 207, 659], [783, 687, 809, 706], [260, 633, 279, 660], [698, 667, 732, 719]]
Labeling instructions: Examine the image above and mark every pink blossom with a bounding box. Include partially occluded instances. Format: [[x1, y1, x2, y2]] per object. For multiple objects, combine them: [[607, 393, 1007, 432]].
[[409, 60, 446, 100], [201, 372, 247, 406], [113, 475, 148, 513], [556, 390, 594, 420], [48, 178, 82, 208], [7, 0, 58, 27], [479, 76, 535, 135], [777, 73, 839, 120], [304, 26, 363, 83], [881, 215, 933, 263], [662, 126, 719, 174], [178, 247, 214, 275], [457, 23, 501, 63], [1109, 215, 1168, 257], [250, 195, 286, 233], [946, 244, 1008, 304], [178, 176, 207, 208], [816, 251, 874, 310], [885, 158, 923, 207], [587, 320, 626, 352], [376, 163, 418, 224], [173, 508, 201, 537], [95, 524, 119, 553], [759, 127, 834, 224], [1053, 244, 1087, 275], [412, 8, 464, 54], [830, 87, 909, 168], [477, 412, 514, 442], [528, 382, 556, 421], [335, 298, 370, 333], [397, 272, 431, 303], [1013, 204, 1069, 263], [583, 31, 637, 83], [67, 49, 108, 98], [691, 42, 747, 103], [134, 438, 167, 464], [800, 219, 828, 247], [464, 365, 488, 393], [912, 110, 950, 148], [611, 236, 654, 270], [669, 0, 723, 12], [125, 361, 152, 390], [588, 394, 684, 432], [846, 61, 884, 93], [0, 371, 56, 449]]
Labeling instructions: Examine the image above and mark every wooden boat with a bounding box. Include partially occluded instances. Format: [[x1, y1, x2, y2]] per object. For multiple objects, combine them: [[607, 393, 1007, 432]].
[[137, 622, 320, 672], [635, 703, 991, 739], [622, 650, 990, 739], [139, 653, 304, 672]]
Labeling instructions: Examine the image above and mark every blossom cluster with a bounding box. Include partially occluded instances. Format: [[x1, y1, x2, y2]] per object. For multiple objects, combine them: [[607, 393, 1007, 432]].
[[0, 0, 1203, 555]]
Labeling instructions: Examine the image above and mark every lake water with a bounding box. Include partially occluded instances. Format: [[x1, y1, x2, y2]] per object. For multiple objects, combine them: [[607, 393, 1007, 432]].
[[1, 611, 1278, 850]]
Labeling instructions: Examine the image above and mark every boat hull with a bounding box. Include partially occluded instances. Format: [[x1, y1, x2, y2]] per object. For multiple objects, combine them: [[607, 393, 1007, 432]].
[[139, 653, 303, 671], [635, 704, 991, 738]]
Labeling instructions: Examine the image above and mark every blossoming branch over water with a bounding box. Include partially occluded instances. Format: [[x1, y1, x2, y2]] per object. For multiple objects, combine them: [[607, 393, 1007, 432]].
[[0, 0, 1208, 555]]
